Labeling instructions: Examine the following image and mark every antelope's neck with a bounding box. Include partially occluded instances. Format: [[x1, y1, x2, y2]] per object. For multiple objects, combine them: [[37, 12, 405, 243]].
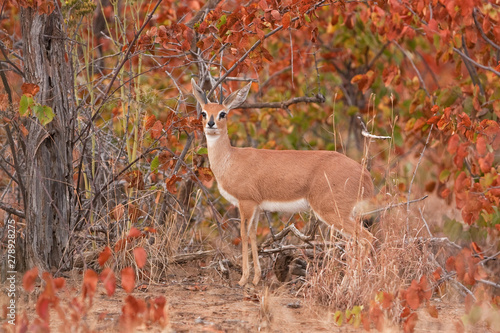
[[206, 133, 232, 179]]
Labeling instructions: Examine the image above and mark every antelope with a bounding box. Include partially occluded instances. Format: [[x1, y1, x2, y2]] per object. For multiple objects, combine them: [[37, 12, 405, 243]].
[[192, 79, 374, 286]]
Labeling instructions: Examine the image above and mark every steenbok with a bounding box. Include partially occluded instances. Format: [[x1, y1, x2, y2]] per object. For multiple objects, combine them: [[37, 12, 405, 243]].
[[192, 79, 374, 286]]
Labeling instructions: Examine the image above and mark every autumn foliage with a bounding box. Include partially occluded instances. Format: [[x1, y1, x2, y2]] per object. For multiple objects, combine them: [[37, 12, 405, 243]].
[[0, 0, 499, 331]]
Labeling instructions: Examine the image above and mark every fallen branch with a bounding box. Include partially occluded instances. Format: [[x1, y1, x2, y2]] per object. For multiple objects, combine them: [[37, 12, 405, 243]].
[[260, 223, 315, 249], [171, 250, 216, 264]]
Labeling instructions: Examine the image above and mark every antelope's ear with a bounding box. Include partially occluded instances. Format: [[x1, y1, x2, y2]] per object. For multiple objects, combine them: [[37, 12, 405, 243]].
[[223, 82, 251, 110], [191, 78, 207, 107]]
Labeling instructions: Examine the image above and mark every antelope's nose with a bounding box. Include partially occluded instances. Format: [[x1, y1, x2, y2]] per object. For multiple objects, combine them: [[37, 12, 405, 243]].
[[207, 115, 215, 128]]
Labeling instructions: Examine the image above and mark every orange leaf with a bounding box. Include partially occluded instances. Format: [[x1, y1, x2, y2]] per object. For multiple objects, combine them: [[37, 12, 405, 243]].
[[121, 267, 135, 293], [133, 247, 147, 268], [419, 275, 432, 301], [114, 238, 128, 252], [282, 12, 291, 29], [432, 267, 442, 281], [36, 295, 50, 323], [82, 269, 98, 301], [111, 204, 125, 221], [426, 305, 438, 318], [100, 268, 116, 297], [22, 267, 39, 292], [476, 136, 487, 156], [447, 134, 460, 154], [21, 83, 40, 97], [406, 280, 421, 310], [196, 167, 213, 182], [98, 246, 113, 266], [403, 312, 418, 333], [381, 291, 394, 309], [128, 227, 142, 239], [53, 277, 65, 290], [144, 115, 156, 130], [471, 242, 483, 259], [166, 174, 181, 194]]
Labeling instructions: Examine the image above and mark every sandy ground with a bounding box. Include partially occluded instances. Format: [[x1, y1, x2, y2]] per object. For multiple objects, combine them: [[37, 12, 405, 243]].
[[0, 260, 466, 333]]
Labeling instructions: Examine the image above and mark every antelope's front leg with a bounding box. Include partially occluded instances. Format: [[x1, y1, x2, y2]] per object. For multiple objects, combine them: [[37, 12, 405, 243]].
[[238, 201, 258, 286], [249, 208, 261, 285]]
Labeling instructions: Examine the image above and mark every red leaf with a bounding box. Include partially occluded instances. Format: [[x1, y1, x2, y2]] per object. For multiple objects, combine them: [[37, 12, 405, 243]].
[[122, 267, 135, 293], [447, 134, 460, 154], [128, 227, 142, 239], [381, 291, 394, 309], [22, 267, 39, 292], [100, 268, 116, 297], [111, 204, 125, 221], [53, 277, 65, 290], [476, 136, 487, 156], [36, 296, 50, 323], [426, 305, 438, 318], [133, 247, 147, 268], [82, 269, 98, 301], [98, 246, 113, 266], [419, 275, 432, 301], [432, 267, 443, 281], [403, 312, 418, 333], [282, 12, 291, 29], [114, 238, 128, 252], [21, 83, 40, 97], [406, 289, 421, 310], [144, 115, 156, 130], [151, 120, 163, 139], [471, 242, 483, 259], [166, 175, 181, 194]]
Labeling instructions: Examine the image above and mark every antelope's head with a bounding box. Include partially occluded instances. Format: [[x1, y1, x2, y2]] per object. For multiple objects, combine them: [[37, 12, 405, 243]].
[[191, 79, 251, 139]]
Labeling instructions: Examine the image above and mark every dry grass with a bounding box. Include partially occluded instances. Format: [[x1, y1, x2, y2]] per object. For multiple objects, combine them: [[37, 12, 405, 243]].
[[301, 206, 440, 319]]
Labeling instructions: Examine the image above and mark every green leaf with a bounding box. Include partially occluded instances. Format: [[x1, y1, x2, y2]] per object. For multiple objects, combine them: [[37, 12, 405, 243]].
[[334, 310, 343, 326], [19, 95, 34, 116], [33, 105, 55, 126], [217, 15, 227, 29], [196, 147, 208, 155], [439, 169, 451, 183], [150, 155, 159, 173]]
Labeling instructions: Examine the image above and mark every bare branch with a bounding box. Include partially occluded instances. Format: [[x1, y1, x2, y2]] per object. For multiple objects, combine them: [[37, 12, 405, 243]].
[[238, 94, 325, 112], [0, 201, 25, 219], [453, 47, 500, 77], [360, 195, 429, 217], [473, 9, 500, 52], [394, 42, 430, 98]]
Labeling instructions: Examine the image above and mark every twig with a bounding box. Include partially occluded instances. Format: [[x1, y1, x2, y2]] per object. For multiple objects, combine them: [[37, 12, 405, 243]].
[[418, 207, 433, 237], [477, 279, 500, 289], [0, 201, 25, 219], [453, 47, 500, 77], [173, 132, 194, 174], [406, 124, 433, 234], [360, 195, 429, 217], [238, 94, 325, 112], [394, 42, 430, 98], [473, 9, 500, 52], [357, 115, 391, 140]]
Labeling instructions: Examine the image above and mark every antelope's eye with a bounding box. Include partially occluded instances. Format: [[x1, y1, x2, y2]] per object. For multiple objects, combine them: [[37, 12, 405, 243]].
[[219, 112, 226, 119], [201, 111, 207, 119]]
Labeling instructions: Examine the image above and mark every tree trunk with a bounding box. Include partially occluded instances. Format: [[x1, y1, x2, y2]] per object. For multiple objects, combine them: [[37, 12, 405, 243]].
[[18, 6, 76, 272]]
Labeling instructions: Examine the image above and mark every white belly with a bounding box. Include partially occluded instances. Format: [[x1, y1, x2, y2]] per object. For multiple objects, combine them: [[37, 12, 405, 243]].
[[218, 184, 309, 213], [259, 199, 310, 213]]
